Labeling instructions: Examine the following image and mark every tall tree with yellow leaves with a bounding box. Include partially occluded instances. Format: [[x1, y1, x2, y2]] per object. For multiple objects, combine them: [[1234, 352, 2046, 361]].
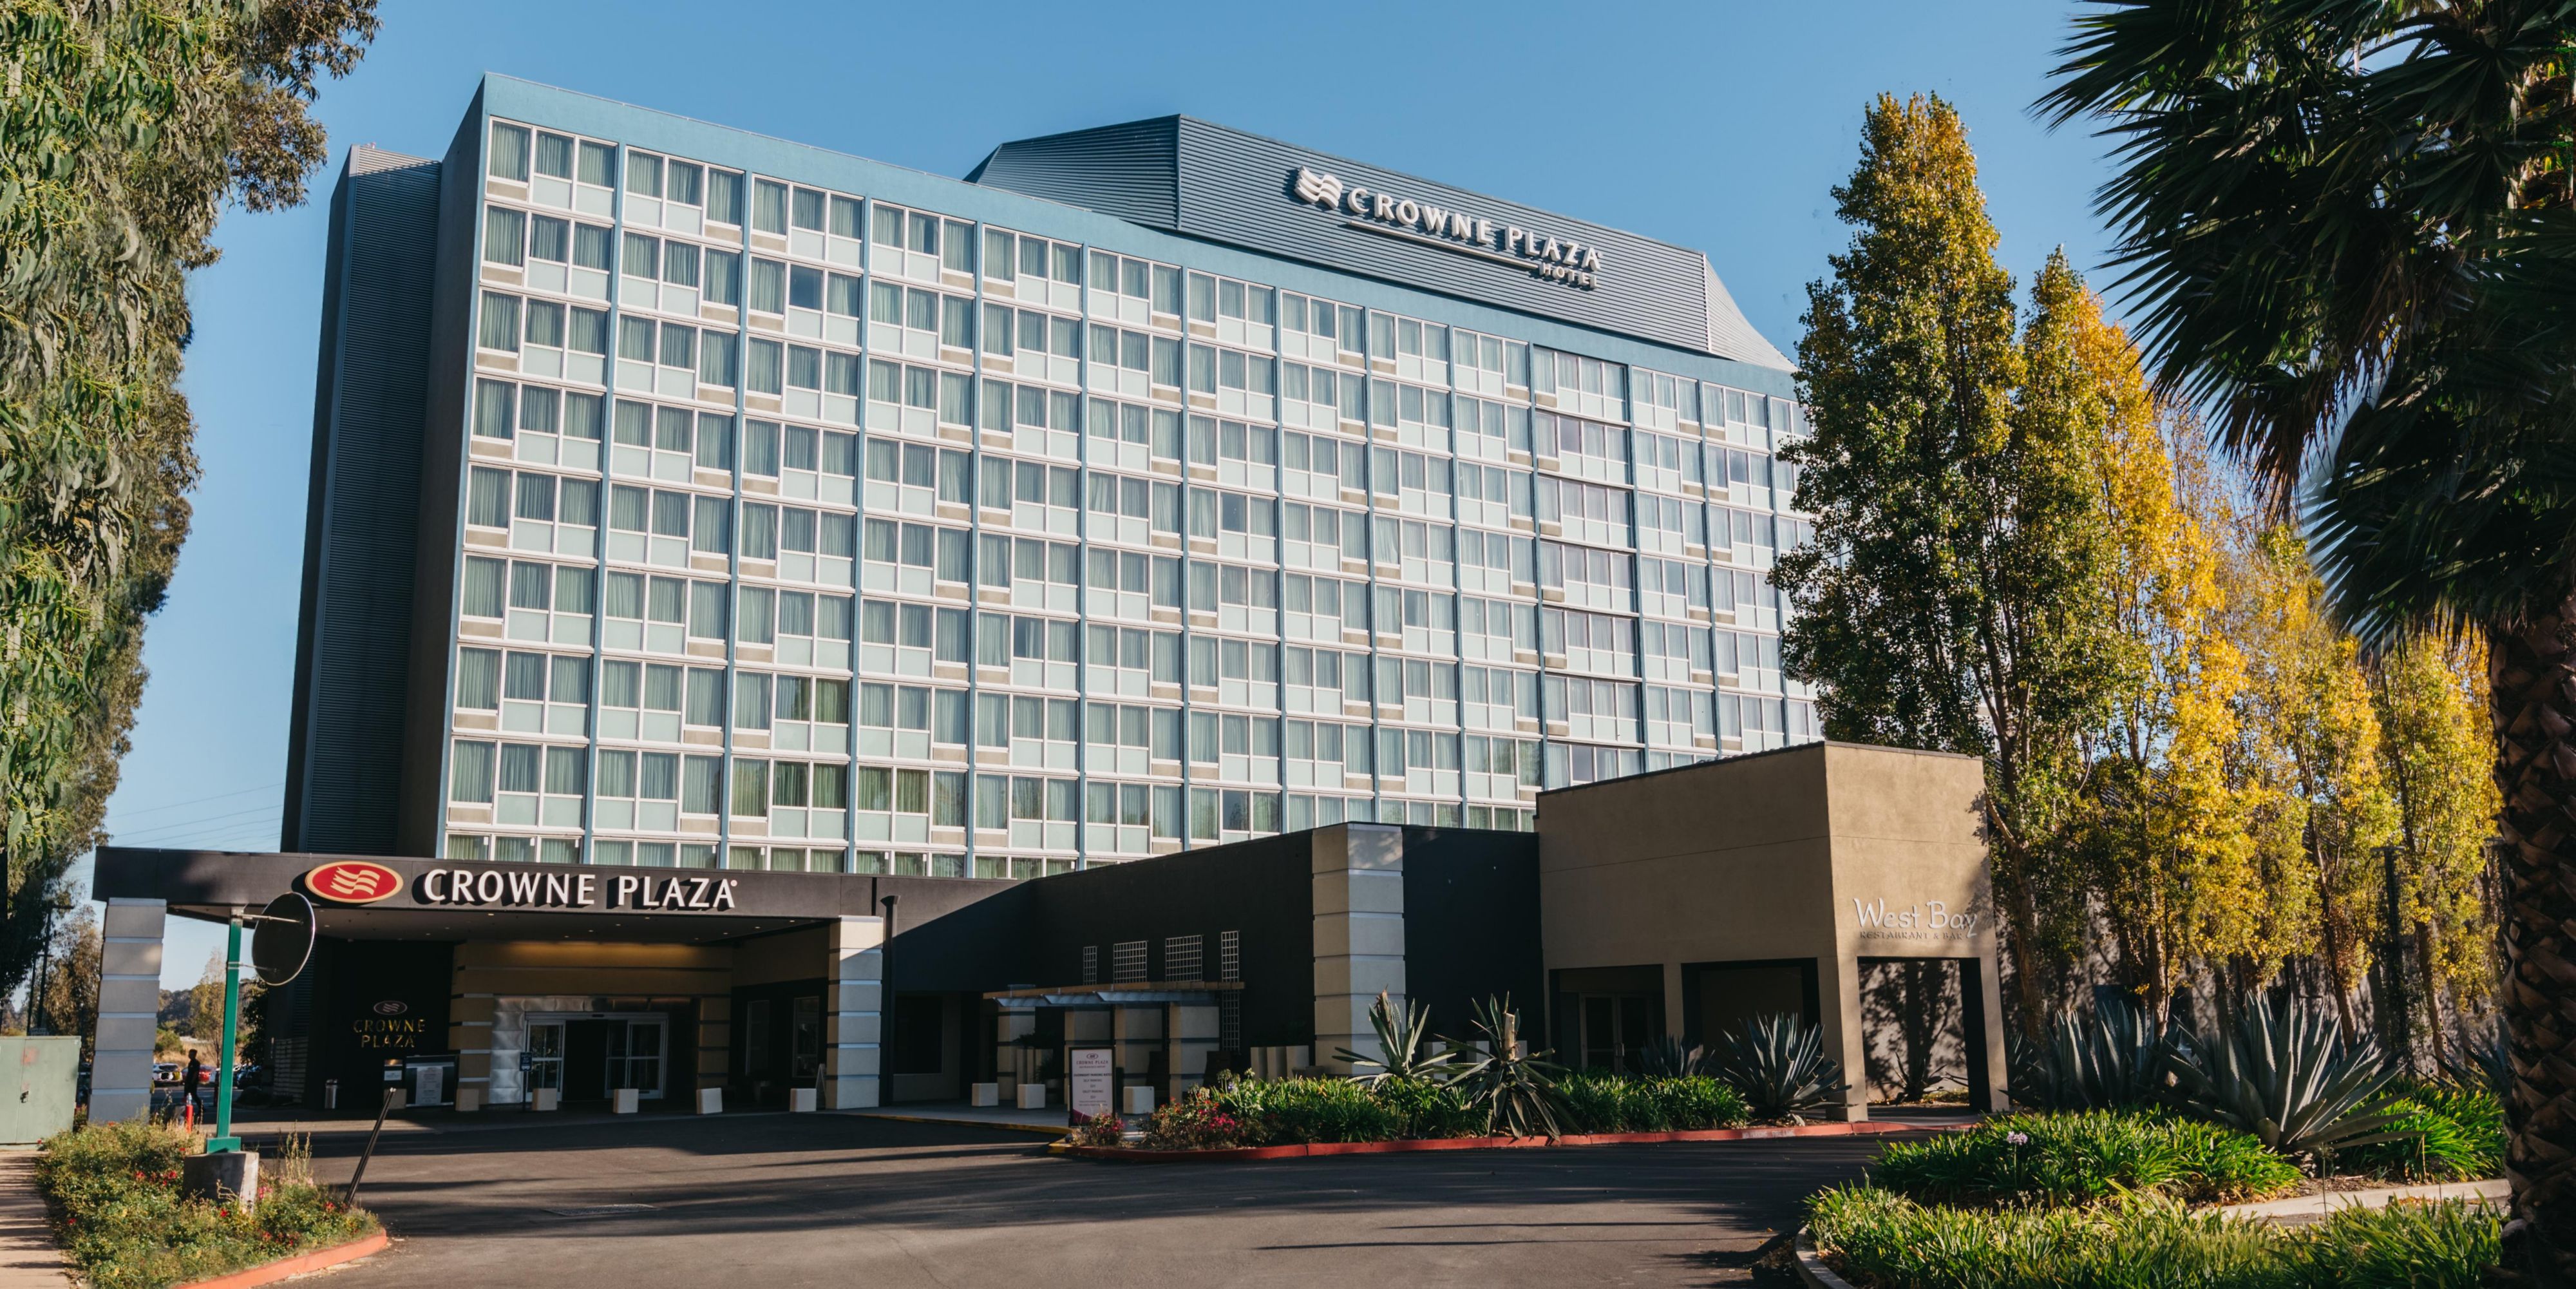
[[2076, 350, 2256, 1020], [2371, 632, 2502, 1063], [2230, 528, 2403, 1032]]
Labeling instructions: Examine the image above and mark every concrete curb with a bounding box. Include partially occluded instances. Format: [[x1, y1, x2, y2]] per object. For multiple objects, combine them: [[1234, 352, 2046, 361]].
[[2215, 1177, 2509, 1223], [1062, 1119, 1930, 1162], [1791, 1227, 1861, 1289], [169, 1230, 388, 1289], [844, 1111, 1068, 1138]]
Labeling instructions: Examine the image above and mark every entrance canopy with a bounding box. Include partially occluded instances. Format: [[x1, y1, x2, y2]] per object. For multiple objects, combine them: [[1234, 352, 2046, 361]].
[[93, 848, 900, 945]]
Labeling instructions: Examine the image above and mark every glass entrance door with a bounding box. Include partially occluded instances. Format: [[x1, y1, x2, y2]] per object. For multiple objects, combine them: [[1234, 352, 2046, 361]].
[[527, 1022, 565, 1093], [605, 1017, 667, 1099], [1576, 994, 1661, 1073]]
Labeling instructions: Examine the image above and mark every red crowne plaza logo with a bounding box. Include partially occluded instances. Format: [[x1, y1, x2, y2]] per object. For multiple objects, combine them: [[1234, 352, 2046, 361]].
[[305, 860, 403, 904]]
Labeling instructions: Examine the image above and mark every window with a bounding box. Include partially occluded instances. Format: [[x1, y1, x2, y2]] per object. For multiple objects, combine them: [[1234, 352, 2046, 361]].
[[461, 557, 506, 618], [451, 740, 496, 803], [483, 205, 525, 267], [489, 124, 531, 181], [478, 292, 520, 351]]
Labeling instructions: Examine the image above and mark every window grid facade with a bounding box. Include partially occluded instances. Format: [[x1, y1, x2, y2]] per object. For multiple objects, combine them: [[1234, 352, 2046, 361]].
[[442, 114, 1817, 877]]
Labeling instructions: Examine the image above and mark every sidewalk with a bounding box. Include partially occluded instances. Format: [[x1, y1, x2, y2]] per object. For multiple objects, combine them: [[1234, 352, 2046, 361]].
[[0, 1151, 66, 1288]]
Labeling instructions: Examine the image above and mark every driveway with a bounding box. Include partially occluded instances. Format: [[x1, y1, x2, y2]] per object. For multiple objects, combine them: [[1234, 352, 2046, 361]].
[[266, 1112, 1885, 1288]]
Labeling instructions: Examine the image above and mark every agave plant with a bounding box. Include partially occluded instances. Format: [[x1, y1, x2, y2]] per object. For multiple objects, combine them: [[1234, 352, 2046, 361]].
[[1632, 1034, 1712, 1079], [1332, 991, 1459, 1086], [2009, 995, 2171, 1111], [2438, 1023, 2508, 1102], [1712, 1013, 1846, 1122], [2162, 995, 2414, 1167], [1441, 995, 1566, 1140]]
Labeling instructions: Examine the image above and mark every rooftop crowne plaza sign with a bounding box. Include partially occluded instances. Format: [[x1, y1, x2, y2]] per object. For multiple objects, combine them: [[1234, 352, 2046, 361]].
[[1289, 167, 1601, 290]]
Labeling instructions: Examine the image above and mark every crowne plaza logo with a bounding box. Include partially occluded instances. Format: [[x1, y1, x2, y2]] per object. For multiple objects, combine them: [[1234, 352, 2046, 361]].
[[305, 859, 404, 905], [1287, 166, 1601, 290]]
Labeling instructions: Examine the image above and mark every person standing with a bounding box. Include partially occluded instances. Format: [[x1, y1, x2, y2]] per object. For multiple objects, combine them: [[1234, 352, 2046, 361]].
[[183, 1048, 209, 1122]]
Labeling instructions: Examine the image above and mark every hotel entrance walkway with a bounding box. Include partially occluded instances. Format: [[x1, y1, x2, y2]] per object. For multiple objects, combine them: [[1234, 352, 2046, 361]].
[[263, 1111, 1886, 1287]]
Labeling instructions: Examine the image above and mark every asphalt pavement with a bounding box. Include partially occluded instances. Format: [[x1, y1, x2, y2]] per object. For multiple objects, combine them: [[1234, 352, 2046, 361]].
[[247, 1111, 1885, 1288]]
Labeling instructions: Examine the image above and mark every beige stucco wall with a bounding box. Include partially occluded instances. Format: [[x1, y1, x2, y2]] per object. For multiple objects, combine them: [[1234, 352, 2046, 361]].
[[1537, 741, 2003, 1118]]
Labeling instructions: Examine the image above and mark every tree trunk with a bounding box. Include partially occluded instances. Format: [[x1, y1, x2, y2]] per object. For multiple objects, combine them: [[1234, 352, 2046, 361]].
[[1984, 801, 2054, 1040], [2314, 826, 2362, 1035], [2490, 603, 2576, 1288], [2419, 921, 2450, 1069]]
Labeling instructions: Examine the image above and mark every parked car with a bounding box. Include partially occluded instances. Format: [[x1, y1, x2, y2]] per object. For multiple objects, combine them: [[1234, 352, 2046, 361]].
[[153, 1062, 179, 1085]]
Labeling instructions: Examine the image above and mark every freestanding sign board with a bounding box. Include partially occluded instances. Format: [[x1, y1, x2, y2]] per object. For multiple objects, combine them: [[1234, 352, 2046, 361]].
[[1068, 1047, 1114, 1120]]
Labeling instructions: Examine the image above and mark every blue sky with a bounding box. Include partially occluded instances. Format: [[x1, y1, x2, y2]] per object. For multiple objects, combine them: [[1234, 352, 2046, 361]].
[[77, 0, 2119, 985]]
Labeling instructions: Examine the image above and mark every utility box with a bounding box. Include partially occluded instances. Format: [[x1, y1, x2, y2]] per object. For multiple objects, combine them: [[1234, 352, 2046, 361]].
[[3, 1036, 82, 1145]]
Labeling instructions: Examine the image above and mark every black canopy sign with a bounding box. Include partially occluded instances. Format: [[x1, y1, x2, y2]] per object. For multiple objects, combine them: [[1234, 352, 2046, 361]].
[[413, 866, 741, 912]]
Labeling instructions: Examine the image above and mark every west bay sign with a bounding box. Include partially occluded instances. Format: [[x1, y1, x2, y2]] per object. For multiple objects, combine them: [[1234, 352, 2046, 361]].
[[1851, 897, 1982, 944], [304, 859, 746, 913], [1289, 167, 1602, 291]]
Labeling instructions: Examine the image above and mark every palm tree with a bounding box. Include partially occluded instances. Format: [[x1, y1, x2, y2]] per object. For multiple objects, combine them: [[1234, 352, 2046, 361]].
[[2041, 5, 2576, 1281]]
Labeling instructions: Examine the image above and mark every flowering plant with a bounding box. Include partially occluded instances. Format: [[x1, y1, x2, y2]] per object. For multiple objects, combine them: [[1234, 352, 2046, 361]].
[[1140, 1089, 1253, 1150], [1065, 1111, 1128, 1148]]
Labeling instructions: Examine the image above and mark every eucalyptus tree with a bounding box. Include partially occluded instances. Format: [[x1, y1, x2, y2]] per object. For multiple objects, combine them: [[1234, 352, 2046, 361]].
[[0, 1, 378, 998], [2044, 4, 2576, 1279]]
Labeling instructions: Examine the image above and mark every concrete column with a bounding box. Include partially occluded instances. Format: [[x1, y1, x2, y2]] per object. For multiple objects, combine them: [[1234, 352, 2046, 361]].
[[1970, 953, 2011, 1113], [91, 899, 167, 1123], [1312, 823, 1404, 1074], [1662, 961, 1688, 1051], [1820, 951, 1866, 1122], [1170, 1002, 1219, 1098], [822, 915, 883, 1109]]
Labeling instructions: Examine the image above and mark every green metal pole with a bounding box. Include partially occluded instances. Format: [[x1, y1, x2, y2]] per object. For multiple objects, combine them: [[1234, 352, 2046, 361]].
[[207, 916, 243, 1153]]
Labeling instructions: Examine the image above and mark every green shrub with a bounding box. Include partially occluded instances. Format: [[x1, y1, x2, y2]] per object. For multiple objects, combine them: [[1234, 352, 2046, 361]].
[[36, 1121, 377, 1289], [1366, 1076, 1481, 1139], [1208, 1076, 1401, 1145], [1808, 1186, 2289, 1289], [1553, 1073, 1749, 1134], [2341, 1088, 2505, 1181], [1647, 1075, 1750, 1131], [2293, 1197, 2499, 1289], [1807, 1185, 2496, 1289], [1870, 1111, 2299, 1208], [1557, 1073, 1625, 1134]]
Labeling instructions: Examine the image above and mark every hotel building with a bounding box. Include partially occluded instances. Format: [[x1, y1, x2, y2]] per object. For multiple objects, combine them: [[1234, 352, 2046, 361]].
[[283, 76, 1820, 880]]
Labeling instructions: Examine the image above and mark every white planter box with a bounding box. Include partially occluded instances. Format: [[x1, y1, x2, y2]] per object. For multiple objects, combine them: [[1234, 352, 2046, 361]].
[[1122, 1085, 1155, 1116], [532, 1087, 560, 1112], [790, 1087, 818, 1113], [1016, 1084, 1047, 1110], [696, 1087, 723, 1114], [612, 1088, 641, 1114], [970, 1082, 999, 1108]]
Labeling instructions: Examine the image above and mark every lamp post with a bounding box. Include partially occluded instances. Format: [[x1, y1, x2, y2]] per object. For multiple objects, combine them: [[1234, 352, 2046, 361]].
[[206, 912, 246, 1152]]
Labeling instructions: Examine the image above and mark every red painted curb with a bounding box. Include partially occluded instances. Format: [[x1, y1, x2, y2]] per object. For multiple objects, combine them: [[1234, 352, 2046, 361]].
[[171, 1228, 390, 1289], [1064, 1118, 1938, 1163]]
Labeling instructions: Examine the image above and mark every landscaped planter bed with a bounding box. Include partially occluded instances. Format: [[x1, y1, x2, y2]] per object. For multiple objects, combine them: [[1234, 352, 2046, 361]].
[[1062, 1118, 1930, 1162], [35, 1120, 383, 1289]]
